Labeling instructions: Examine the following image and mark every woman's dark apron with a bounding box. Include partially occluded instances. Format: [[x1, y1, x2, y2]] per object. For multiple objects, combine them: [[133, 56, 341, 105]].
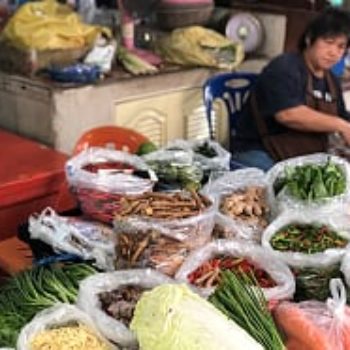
[[250, 71, 339, 161]]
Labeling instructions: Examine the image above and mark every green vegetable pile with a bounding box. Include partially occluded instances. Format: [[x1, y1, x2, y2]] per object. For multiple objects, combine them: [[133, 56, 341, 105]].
[[210, 270, 284, 350], [293, 264, 343, 302], [146, 160, 203, 191], [0, 263, 97, 347], [193, 141, 218, 158], [270, 223, 348, 254], [273, 159, 346, 201]]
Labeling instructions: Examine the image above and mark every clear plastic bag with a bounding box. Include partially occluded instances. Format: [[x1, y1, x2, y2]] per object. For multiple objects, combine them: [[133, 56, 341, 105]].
[[76, 269, 173, 348], [166, 139, 231, 172], [66, 147, 156, 195], [28, 207, 116, 270], [274, 278, 350, 350], [341, 249, 350, 289], [143, 148, 203, 188], [78, 0, 96, 24], [175, 239, 295, 300], [17, 304, 117, 350], [262, 209, 350, 268], [114, 224, 195, 276], [114, 194, 216, 249], [202, 168, 270, 242], [266, 153, 350, 215]]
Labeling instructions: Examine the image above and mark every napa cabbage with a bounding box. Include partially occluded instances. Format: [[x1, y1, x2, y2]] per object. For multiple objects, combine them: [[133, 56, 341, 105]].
[[130, 284, 263, 350]]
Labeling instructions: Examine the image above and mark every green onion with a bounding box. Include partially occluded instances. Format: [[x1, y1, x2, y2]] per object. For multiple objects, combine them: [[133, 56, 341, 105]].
[[0, 263, 97, 348], [209, 270, 284, 350]]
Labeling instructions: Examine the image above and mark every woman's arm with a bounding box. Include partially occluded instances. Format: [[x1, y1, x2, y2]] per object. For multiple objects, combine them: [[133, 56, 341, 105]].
[[276, 106, 350, 144]]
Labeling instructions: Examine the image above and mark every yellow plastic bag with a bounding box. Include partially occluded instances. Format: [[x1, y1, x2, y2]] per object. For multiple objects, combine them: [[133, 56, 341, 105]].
[[155, 26, 244, 70], [1, 0, 110, 51]]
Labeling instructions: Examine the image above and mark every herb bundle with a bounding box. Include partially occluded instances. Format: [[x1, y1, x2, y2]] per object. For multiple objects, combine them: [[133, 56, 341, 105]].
[[210, 270, 284, 350], [0, 263, 97, 348], [273, 160, 346, 201]]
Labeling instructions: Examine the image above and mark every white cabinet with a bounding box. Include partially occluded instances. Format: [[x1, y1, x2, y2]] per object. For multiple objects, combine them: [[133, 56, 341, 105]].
[[115, 87, 217, 147]]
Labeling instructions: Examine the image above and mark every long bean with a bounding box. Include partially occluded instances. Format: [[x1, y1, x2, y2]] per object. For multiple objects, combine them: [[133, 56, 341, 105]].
[[271, 223, 348, 253]]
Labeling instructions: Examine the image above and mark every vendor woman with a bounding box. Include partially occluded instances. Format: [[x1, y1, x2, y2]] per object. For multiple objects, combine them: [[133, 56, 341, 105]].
[[233, 8, 350, 171]]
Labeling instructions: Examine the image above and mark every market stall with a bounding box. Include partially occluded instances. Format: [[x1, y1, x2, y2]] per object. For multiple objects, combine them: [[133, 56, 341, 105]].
[[1, 140, 350, 349]]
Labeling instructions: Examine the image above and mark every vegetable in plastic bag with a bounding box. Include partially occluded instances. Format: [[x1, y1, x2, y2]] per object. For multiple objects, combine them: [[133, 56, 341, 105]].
[[17, 304, 117, 350], [155, 26, 245, 70], [130, 283, 263, 350], [143, 148, 203, 190], [202, 168, 270, 242], [76, 269, 173, 348], [266, 153, 350, 215], [274, 278, 350, 350], [114, 224, 194, 276], [114, 192, 216, 249], [166, 138, 231, 174], [175, 239, 295, 300], [66, 147, 156, 194], [28, 207, 116, 270], [1, 0, 110, 51], [293, 263, 344, 302], [262, 209, 350, 268]]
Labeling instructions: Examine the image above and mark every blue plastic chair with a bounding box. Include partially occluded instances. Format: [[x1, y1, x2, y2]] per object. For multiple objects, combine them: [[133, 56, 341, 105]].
[[203, 72, 258, 169]]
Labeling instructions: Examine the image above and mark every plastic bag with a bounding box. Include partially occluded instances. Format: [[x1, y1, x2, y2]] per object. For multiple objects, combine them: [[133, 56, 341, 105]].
[[266, 153, 350, 216], [46, 63, 101, 83], [66, 147, 156, 194], [143, 148, 203, 190], [202, 168, 270, 242], [84, 36, 117, 73], [76, 269, 173, 348], [175, 239, 295, 300], [274, 279, 350, 350], [262, 209, 350, 268], [17, 303, 117, 350], [77, 0, 96, 24], [166, 139, 231, 172], [114, 221, 200, 276], [155, 26, 244, 70], [1, 0, 110, 51], [28, 207, 116, 270], [114, 193, 216, 249]]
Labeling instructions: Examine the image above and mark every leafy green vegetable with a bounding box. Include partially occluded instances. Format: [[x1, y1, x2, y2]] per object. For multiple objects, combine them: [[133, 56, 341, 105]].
[[293, 264, 342, 302], [194, 141, 218, 158], [130, 283, 263, 350], [273, 159, 346, 201]]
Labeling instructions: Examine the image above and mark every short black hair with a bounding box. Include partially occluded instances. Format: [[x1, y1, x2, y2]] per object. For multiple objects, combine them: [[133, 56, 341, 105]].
[[298, 8, 350, 52]]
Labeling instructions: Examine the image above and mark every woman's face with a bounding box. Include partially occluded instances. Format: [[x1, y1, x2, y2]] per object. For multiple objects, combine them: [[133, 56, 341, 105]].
[[307, 34, 347, 71]]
